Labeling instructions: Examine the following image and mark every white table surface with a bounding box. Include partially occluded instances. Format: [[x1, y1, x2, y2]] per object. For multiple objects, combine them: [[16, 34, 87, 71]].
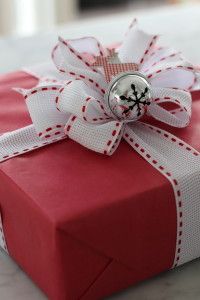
[[1, 3, 200, 300]]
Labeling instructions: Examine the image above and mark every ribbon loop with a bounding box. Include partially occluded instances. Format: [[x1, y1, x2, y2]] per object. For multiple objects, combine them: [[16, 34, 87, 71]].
[[56, 80, 110, 123], [149, 87, 192, 127], [52, 37, 107, 94], [118, 21, 158, 65], [140, 47, 182, 74], [148, 62, 196, 90], [25, 85, 68, 139], [65, 116, 123, 155]]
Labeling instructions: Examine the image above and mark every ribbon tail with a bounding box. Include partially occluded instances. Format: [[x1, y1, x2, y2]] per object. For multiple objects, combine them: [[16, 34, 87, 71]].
[[124, 121, 200, 267], [0, 125, 66, 163]]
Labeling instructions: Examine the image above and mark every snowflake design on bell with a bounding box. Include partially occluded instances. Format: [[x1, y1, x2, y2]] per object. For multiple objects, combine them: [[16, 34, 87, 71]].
[[120, 84, 150, 117], [106, 72, 152, 121]]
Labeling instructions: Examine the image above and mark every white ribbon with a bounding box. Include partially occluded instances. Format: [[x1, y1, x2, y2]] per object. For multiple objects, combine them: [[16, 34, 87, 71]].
[[1, 20, 200, 267], [0, 211, 8, 253]]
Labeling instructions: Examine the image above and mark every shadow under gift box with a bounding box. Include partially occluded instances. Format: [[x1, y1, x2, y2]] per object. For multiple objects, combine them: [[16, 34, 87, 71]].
[[0, 71, 200, 300]]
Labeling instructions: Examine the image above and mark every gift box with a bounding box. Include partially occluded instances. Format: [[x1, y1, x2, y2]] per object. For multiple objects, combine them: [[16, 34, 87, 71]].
[[0, 70, 200, 300], [1, 19, 200, 299]]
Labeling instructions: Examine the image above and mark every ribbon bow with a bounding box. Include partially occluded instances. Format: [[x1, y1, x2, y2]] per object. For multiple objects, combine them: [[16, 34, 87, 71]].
[[0, 20, 198, 160], [5, 20, 197, 158]]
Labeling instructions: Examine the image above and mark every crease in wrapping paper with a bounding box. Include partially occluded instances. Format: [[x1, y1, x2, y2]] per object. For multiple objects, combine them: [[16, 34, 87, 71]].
[[79, 259, 113, 299], [0, 210, 8, 253]]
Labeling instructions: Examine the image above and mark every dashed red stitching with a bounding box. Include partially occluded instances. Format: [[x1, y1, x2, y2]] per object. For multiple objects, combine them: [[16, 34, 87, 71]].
[[125, 18, 137, 36], [149, 47, 164, 59], [59, 69, 106, 95], [147, 65, 195, 79], [25, 86, 60, 100], [173, 179, 178, 185], [97, 41, 104, 56], [31, 90, 37, 94], [81, 97, 110, 123], [143, 52, 180, 73], [140, 35, 158, 65], [1, 136, 67, 162], [188, 75, 197, 91], [124, 130, 183, 267], [71, 115, 76, 121], [154, 97, 188, 113], [42, 77, 62, 84], [38, 124, 64, 139], [171, 109, 183, 115], [52, 40, 105, 95], [81, 97, 91, 122], [65, 115, 77, 135], [92, 117, 110, 122], [55, 80, 72, 111], [141, 123, 199, 156], [112, 130, 117, 136], [60, 39, 98, 73], [97, 100, 109, 117], [103, 122, 122, 155], [51, 44, 59, 60]]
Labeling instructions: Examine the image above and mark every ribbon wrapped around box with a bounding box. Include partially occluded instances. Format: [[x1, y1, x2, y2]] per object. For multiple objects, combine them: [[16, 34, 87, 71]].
[[0, 20, 200, 299]]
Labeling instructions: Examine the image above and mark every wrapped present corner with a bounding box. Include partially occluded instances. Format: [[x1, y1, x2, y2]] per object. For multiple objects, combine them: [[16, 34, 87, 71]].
[[0, 20, 200, 299]]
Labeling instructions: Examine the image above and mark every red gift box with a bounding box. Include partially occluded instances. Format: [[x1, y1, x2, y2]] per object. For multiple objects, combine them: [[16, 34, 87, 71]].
[[0, 70, 200, 299]]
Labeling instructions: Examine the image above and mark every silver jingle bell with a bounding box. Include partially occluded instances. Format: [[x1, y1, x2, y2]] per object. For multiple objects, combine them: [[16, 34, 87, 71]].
[[105, 72, 152, 122]]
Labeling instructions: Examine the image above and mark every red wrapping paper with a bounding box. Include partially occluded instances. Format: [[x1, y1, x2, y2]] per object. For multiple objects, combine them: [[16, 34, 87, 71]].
[[0, 71, 200, 299]]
